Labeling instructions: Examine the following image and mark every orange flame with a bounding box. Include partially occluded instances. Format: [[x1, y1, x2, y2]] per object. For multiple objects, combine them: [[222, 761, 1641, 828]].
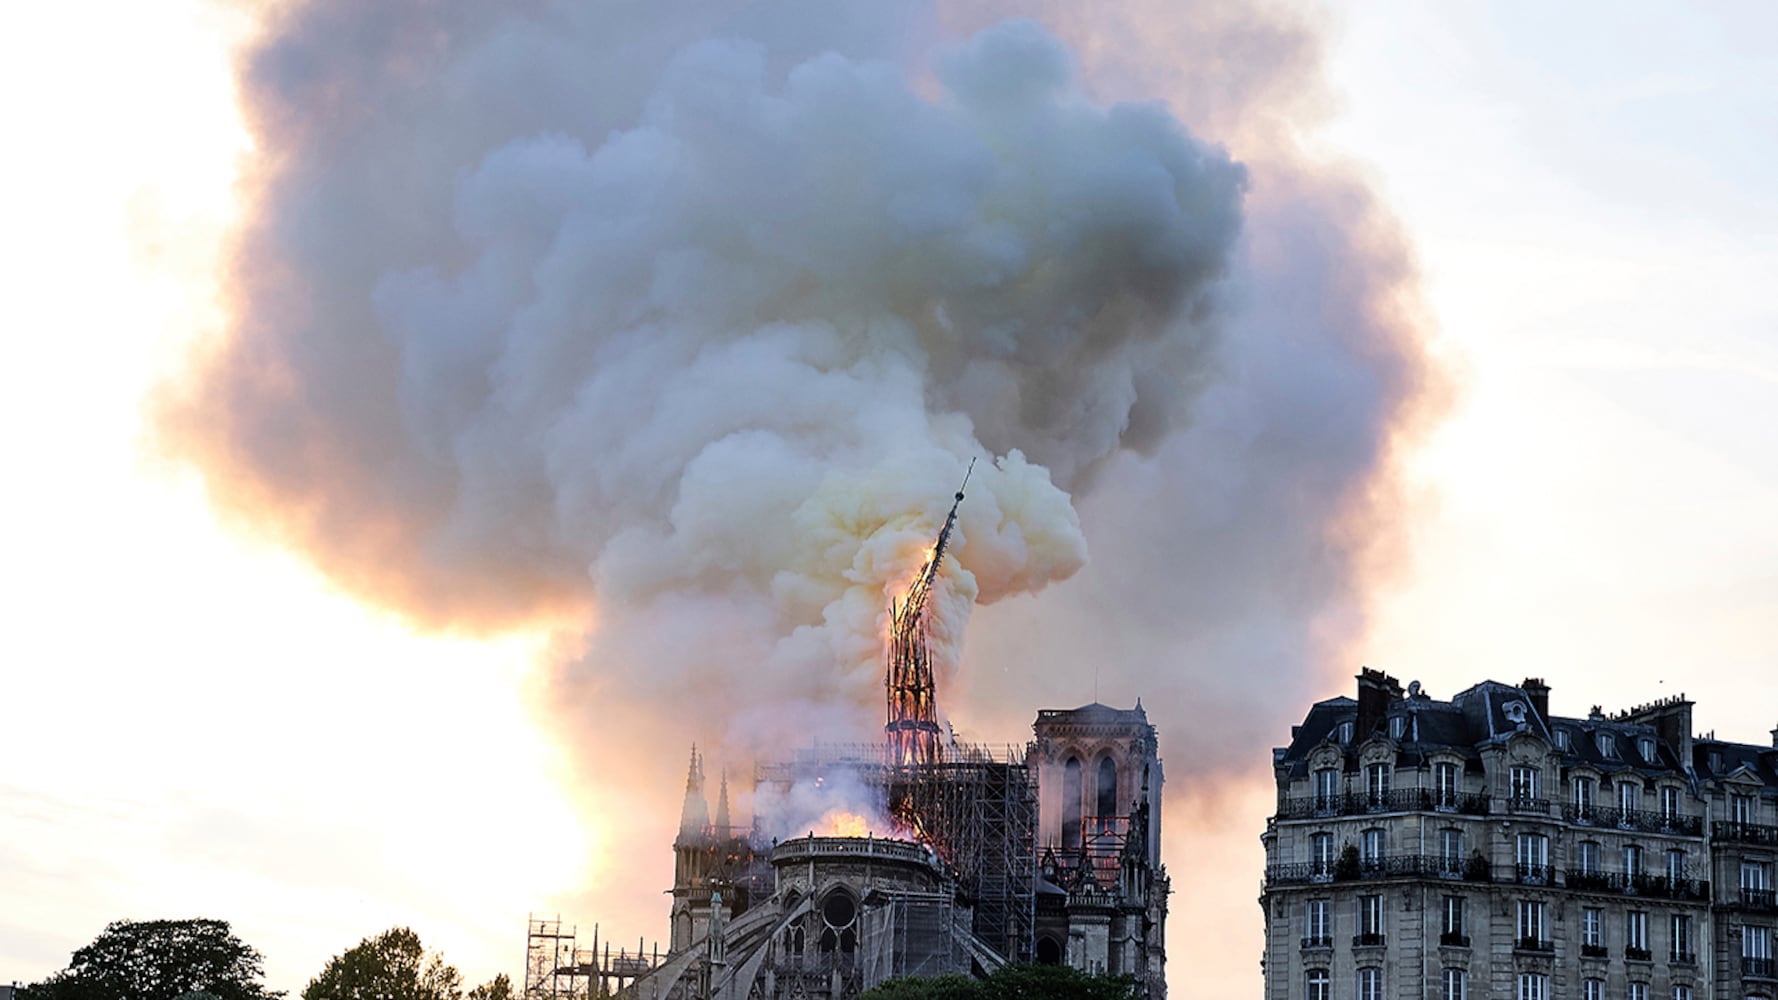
[[815, 810, 873, 837]]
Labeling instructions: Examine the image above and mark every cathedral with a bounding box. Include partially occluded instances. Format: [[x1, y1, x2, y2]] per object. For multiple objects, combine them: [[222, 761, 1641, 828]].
[[630, 701, 1170, 999], [589, 482, 1169, 998]]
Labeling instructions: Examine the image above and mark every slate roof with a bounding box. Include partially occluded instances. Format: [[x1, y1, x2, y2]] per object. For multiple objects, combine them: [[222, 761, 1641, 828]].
[[1271, 678, 1765, 785]]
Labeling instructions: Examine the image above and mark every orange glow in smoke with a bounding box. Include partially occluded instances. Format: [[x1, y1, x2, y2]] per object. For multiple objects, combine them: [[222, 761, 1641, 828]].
[[815, 810, 874, 838]]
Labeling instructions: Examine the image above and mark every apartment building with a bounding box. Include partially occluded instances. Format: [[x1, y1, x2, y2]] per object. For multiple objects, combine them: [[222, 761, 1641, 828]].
[[1260, 670, 1778, 1000]]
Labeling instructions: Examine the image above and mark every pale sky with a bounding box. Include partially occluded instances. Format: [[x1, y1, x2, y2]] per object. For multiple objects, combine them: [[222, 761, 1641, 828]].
[[2, 3, 1774, 998]]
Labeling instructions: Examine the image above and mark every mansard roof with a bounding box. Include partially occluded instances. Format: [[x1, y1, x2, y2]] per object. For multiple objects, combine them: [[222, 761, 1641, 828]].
[[1692, 737, 1778, 792], [1273, 678, 1698, 781]]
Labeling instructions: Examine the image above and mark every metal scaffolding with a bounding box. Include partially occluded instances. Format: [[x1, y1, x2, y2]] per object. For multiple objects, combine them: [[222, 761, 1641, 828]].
[[525, 916, 663, 999], [755, 740, 1037, 965]]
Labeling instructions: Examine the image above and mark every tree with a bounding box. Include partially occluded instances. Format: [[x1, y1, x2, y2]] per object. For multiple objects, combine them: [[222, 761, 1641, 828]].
[[858, 964, 1140, 1000], [301, 928, 461, 1000], [20, 918, 281, 1000], [465, 975, 514, 1000]]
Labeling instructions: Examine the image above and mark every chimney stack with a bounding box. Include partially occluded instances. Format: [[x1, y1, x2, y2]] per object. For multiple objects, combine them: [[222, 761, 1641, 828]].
[[1770, 724, 1778, 749], [1355, 668, 1403, 742], [1521, 678, 1551, 725]]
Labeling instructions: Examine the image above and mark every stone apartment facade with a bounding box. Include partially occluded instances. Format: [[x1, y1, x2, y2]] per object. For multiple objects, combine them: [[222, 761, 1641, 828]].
[[1261, 670, 1778, 1000]]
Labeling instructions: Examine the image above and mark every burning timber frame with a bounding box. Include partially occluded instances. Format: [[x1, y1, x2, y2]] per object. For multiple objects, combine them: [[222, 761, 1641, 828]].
[[884, 461, 971, 769]]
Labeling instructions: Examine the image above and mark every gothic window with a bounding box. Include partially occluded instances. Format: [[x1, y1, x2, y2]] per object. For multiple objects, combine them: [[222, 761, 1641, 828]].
[[1096, 757, 1118, 822], [1062, 757, 1082, 850]]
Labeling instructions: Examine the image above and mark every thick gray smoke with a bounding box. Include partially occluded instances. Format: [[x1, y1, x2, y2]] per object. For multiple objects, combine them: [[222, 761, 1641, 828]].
[[164, 0, 1441, 990]]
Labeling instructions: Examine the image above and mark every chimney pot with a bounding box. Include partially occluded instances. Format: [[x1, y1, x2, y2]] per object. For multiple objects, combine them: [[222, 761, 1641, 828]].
[[1521, 678, 1551, 724]]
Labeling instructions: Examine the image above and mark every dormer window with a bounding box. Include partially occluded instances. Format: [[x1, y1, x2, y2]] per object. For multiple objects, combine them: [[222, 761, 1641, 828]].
[[1338, 721, 1354, 744], [1709, 751, 1724, 773], [1555, 729, 1570, 751], [1390, 716, 1405, 741], [1597, 732, 1619, 760], [1638, 737, 1656, 763]]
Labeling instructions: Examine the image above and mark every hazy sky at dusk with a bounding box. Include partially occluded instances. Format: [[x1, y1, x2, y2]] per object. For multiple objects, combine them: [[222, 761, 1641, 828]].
[[2, 3, 1774, 997]]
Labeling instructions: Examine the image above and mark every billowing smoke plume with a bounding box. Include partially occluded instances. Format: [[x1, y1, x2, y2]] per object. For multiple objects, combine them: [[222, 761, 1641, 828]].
[[163, 0, 1442, 990]]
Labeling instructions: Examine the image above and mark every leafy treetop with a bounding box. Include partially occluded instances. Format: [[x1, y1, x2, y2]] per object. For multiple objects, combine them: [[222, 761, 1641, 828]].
[[301, 927, 462, 1000], [20, 918, 281, 1000]]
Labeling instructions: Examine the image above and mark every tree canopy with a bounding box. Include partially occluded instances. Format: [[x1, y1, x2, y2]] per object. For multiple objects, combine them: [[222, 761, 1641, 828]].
[[301, 927, 461, 1000], [858, 963, 1141, 1000], [465, 975, 514, 1000], [20, 918, 280, 1000]]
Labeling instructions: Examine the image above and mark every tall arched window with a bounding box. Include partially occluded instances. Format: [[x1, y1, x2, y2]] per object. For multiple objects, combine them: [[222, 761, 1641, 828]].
[[1097, 757, 1119, 822], [1062, 757, 1082, 850]]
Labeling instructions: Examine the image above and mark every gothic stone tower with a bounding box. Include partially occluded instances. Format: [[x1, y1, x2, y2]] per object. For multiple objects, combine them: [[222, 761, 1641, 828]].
[[1030, 702, 1169, 998]]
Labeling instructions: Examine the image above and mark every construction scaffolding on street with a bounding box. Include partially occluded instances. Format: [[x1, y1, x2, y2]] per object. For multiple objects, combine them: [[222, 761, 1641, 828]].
[[524, 916, 663, 999]]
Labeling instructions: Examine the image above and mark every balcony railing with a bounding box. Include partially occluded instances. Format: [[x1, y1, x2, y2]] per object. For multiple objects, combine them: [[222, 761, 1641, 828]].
[[1352, 933, 1385, 948], [1439, 932, 1470, 948], [1275, 789, 1490, 819], [1581, 943, 1609, 959], [1671, 950, 1697, 966], [1745, 956, 1776, 979], [1626, 946, 1653, 962], [1301, 935, 1332, 950], [1515, 863, 1555, 885], [1507, 796, 1551, 816], [1515, 937, 1555, 953], [1265, 855, 1487, 887], [1718, 821, 1778, 846], [1564, 804, 1703, 835], [1741, 887, 1778, 912], [1562, 869, 1711, 901]]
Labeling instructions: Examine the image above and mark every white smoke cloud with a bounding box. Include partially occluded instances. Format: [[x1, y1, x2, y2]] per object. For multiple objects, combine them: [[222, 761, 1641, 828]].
[[163, 0, 1441, 980], [197, 13, 1246, 751]]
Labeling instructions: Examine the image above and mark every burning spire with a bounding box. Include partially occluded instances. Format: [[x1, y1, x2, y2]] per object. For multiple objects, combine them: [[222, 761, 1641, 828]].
[[885, 460, 973, 767]]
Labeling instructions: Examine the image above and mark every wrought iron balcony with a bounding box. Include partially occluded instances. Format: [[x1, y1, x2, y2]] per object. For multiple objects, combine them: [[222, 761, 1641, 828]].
[[1561, 869, 1710, 900], [1352, 933, 1385, 949], [1514, 863, 1554, 885], [1506, 796, 1551, 815], [1741, 887, 1778, 912], [1718, 821, 1778, 846], [1745, 956, 1776, 979], [1300, 935, 1332, 950], [1439, 932, 1470, 948], [1265, 855, 1488, 887], [1670, 950, 1696, 966], [1581, 943, 1609, 959], [1564, 804, 1702, 835], [1626, 946, 1653, 962], [1275, 789, 1489, 820], [1515, 937, 1554, 953]]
